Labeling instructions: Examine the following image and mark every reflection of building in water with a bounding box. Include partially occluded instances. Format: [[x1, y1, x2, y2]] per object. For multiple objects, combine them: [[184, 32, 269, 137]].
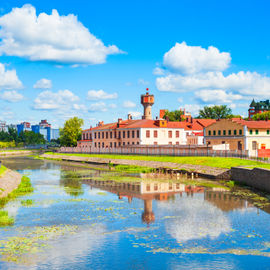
[[83, 179, 205, 225], [204, 190, 252, 212]]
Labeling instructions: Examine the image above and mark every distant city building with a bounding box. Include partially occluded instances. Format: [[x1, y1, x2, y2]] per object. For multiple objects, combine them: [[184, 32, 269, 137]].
[[0, 121, 6, 132], [248, 99, 270, 119], [39, 120, 51, 128]]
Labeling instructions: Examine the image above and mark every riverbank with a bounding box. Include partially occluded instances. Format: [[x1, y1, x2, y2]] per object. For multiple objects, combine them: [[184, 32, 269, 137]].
[[41, 153, 231, 179], [0, 150, 34, 157], [0, 167, 21, 198]]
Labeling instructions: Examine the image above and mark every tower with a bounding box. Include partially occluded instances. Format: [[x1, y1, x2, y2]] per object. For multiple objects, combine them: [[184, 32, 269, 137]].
[[141, 88, 154, 120]]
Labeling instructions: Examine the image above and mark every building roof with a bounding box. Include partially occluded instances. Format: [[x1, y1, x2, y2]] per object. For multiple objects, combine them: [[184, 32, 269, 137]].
[[232, 119, 270, 128], [83, 118, 216, 132]]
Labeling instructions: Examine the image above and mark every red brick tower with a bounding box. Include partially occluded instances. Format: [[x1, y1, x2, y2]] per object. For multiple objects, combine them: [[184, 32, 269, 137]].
[[141, 88, 154, 120]]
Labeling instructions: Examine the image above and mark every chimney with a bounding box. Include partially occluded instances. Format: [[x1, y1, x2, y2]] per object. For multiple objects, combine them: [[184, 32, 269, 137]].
[[127, 114, 132, 120], [190, 117, 193, 124], [118, 118, 122, 124]]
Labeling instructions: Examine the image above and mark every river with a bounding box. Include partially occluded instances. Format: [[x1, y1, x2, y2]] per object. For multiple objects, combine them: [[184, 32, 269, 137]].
[[1, 156, 270, 270]]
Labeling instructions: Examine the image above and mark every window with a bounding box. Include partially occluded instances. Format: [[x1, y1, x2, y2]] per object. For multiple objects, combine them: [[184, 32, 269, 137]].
[[137, 142, 139, 144], [106, 132, 108, 139], [118, 131, 121, 138], [154, 142, 158, 145], [169, 142, 172, 145], [132, 142, 135, 145], [168, 131, 172, 138], [256, 130, 259, 135], [98, 132, 100, 139], [234, 130, 237, 135], [110, 142, 112, 148], [154, 184, 158, 191], [250, 129, 253, 135], [95, 132, 97, 139], [146, 130, 150, 138], [123, 142, 125, 146], [102, 132, 104, 139], [137, 130, 140, 138], [239, 130, 242, 135], [208, 130, 211, 136], [102, 142, 104, 148], [176, 130, 179, 138], [127, 130, 130, 138], [154, 130, 158, 138], [228, 130, 231, 135], [118, 142, 121, 146], [132, 130, 135, 138], [176, 141, 179, 145], [223, 130, 226, 136], [90, 134, 92, 140], [218, 130, 221, 135], [127, 142, 129, 145], [213, 130, 216, 136], [83, 133, 85, 140], [94, 142, 96, 148], [123, 131, 125, 138], [267, 130, 270, 135], [98, 142, 100, 148], [146, 184, 150, 191], [252, 141, 257, 150], [114, 142, 116, 148]]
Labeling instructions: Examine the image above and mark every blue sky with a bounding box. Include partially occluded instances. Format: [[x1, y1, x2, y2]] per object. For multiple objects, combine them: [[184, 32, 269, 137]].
[[0, 0, 270, 128]]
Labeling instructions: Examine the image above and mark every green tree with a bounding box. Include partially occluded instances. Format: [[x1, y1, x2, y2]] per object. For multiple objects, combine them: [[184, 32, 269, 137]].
[[253, 111, 270, 120], [162, 110, 184, 121], [60, 117, 84, 146], [18, 131, 45, 145], [198, 105, 232, 119]]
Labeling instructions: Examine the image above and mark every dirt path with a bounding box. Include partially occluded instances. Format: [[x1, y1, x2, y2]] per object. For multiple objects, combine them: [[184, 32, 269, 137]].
[[0, 169, 21, 198], [42, 154, 230, 179], [0, 150, 33, 157]]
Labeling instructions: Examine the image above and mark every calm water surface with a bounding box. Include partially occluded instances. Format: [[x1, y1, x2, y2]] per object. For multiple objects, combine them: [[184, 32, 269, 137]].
[[1, 157, 270, 270]]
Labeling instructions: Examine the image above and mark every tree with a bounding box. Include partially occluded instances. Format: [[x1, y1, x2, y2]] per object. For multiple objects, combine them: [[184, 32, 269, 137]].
[[253, 111, 270, 121], [198, 105, 232, 119], [162, 110, 184, 121], [18, 131, 45, 145], [60, 117, 84, 146]]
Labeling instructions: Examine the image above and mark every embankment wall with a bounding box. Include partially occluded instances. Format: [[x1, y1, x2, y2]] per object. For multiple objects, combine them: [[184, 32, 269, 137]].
[[231, 167, 270, 193]]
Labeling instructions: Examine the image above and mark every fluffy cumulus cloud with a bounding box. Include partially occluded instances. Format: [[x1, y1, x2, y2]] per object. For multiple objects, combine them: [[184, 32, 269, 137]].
[[156, 42, 270, 104], [33, 78, 52, 89], [0, 63, 23, 90], [88, 102, 116, 112], [123, 100, 136, 108], [87, 90, 118, 100], [0, 90, 23, 102], [195, 89, 242, 103], [163, 42, 231, 74], [0, 5, 122, 65], [33, 89, 79, 110]]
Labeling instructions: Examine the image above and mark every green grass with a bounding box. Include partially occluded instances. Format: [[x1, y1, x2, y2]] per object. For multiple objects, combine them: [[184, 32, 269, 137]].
[[0, 176, 34, 208], [44, 152, 270, 170], [0, 211, 14, 226], [0, 165, 7, 176]]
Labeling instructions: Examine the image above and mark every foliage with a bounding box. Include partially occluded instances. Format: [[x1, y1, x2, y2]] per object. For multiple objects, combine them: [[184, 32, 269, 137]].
[[162, 110, 184, 122], [0, 127, 45, 146], [0, 211, 14, 226], [253, 111, 270, 121], [197, 105, 232, 119], [59, 117, 84, 147], [0, 165, 7, 176]]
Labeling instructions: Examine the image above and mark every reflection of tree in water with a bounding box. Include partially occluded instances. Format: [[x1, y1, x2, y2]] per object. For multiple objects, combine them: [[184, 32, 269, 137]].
[[60, 171, 84, 197]]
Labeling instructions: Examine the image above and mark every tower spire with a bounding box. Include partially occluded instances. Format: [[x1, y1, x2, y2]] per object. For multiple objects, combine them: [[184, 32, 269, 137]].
[[141, 88, 154, 120]]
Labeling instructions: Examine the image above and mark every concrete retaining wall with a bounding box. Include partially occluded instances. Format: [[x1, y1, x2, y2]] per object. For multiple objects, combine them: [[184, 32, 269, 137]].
[[231, 167, 270, 193]]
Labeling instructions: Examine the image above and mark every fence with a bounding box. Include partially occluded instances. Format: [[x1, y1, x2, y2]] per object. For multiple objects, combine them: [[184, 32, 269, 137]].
[[59, 145, 263, 160]]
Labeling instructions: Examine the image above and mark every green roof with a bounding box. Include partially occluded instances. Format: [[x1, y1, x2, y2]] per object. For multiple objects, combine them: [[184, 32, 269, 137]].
[[250, 99, 270, 110]]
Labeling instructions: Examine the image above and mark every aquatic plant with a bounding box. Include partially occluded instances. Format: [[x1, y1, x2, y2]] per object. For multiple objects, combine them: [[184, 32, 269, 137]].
[[0, 210, 14, 226]]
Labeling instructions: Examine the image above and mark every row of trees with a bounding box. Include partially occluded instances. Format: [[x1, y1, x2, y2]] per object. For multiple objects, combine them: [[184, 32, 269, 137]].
[[163, 105, 241, 121], [0, 128, 46, 147]]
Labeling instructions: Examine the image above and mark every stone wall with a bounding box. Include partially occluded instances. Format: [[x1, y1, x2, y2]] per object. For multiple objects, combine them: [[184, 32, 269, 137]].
[[231, 167, 270, 193]]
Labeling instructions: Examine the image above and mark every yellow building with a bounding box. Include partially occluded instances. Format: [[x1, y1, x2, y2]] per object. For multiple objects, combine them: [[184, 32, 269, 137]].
[[204, 119, 270, 157]]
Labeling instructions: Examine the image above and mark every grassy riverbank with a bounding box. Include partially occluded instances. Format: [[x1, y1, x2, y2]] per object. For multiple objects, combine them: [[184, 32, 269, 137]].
[[44, 152, 270, 170], [0, 166, 7, 176]]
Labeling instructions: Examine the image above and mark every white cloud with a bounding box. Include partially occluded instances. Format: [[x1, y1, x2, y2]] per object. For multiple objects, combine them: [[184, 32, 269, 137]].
[[33, 89, 79, 110], [89, 101, 107, 112], [33, 78, 52, 89], [87, 90, 118, 100], [163, 42, 231, 74], [128, 111, 142, 119], [138, 78, 150, 86], [0, 5, 122, 65], [1, 90, 23, 102], [177, 97, 183, 103], [156, 71, 270, 97], [123, 100, 136, 108], [181, 104, 201, 116], [153, 67, 165, 76], [73, 103, 87, 111], [195, 89, 242, 103], [0, 63, 22, 90]]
